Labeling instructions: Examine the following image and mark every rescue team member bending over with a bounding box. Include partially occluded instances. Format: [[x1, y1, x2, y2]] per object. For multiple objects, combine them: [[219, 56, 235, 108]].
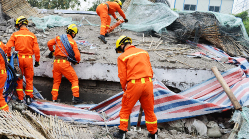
[[113, 36, 158, 139], [47, 24, 83, 104], [96, 0, 128, 44], [0, 42, 9, 111], [6, 16, 40, 105]]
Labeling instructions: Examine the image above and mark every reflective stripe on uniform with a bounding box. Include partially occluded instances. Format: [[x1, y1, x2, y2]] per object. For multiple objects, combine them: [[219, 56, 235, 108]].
[[54, 59, 66, 63], [52, 89, 59, 91], [145, 120, 157, 124], [101, 25, 106, 28], [1, 69, 6, 74], [17, 54, 32, 58], [141, 78, 145, 84], [15, 35, 34, 38], [120, 119, 129, 122], [25, 90, 33, 92], [131, 80, 135, 84], [122, 51, 148, 61], [72, 86, 79, 89], [149, 77, 152, 82], [69, 41, 74, 45], [16, 89, 23, 91], [0, 104, 8, 110], [106, 25, 110, 27]]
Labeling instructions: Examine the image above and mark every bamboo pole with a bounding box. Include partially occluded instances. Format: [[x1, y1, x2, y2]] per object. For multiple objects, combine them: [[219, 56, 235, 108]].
[[211, 66, 242, 110]]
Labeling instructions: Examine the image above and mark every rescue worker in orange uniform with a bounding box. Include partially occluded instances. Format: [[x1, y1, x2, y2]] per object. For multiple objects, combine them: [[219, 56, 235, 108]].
[[47, 24, 83, 104], [96, 0, 128, 44], [0, 42, 9, 111], [6, 16, 40, 105], [113, 36, 158, 139]]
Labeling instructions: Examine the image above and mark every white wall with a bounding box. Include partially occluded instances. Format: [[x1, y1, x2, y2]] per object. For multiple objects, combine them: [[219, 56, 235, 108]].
[[172, 0, 234, 14]]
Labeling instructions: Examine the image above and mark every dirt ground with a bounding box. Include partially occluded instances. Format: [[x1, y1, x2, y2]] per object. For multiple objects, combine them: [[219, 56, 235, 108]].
[[31, 14, 236, 72]]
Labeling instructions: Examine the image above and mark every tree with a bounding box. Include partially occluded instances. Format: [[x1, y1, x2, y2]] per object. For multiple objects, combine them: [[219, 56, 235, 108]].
[[27, 0, 81, 9], [235, 11, 248, 22], [234, 11, 249, 35]]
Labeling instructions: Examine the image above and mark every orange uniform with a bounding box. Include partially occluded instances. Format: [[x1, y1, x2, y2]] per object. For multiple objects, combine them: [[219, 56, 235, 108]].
[[96, 1, 126, 35], [47, 34, 80, 100], [6, 28, 40, 100], [117, 45, 157, 134], [0, 42, 9, 111]]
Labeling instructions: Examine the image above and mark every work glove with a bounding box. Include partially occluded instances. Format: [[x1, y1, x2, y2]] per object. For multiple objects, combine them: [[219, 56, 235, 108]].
[[124, 19, 128, 23], [7, 56, 11, 62], [48, 50, 54, 59], [34, 61, 40, 67], [116, 18, 119, 21]]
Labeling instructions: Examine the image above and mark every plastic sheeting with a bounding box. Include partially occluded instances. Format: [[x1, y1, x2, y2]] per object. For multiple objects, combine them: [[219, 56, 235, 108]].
[[121, 0, 178, 33], [28, 15, 79, 31]]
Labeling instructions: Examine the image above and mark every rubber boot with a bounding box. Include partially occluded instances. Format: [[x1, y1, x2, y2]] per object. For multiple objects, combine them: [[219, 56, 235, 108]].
[[72, 96, 83, 104], [53, 100, 58, 102], [98, 35, 107, 44], [113, 129, 126, 139], [148, 130, 158, 139], [25, 95, 32, 105], [105, 33, 110, 37]]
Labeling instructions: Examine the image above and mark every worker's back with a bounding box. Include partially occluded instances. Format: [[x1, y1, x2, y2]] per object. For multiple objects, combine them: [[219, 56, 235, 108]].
[[7, 28, 38, 56], [118, 46, 153, 81], [47, 34, 80, 62]]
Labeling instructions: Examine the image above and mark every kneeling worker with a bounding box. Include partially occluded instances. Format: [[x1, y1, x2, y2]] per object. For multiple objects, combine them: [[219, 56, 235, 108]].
[[96, 0, 128, 44], [47, 24, 83, 104], [113, 36, 158, 139]]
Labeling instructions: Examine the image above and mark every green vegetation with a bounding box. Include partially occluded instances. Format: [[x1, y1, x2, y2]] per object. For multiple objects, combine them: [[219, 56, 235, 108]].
[[27, 0, 81, 9], [234, 11, 249, 35]]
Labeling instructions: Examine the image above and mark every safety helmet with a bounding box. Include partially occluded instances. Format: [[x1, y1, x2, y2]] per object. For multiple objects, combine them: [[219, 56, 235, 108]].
[[114, 0, 122, 7], [66, 24, 78, 34], [115, 35, 132, 53], [15, 16, 28, 28]]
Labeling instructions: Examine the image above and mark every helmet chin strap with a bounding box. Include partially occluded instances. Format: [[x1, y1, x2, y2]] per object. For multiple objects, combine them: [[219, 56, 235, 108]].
[[121, 43, 128, 52]]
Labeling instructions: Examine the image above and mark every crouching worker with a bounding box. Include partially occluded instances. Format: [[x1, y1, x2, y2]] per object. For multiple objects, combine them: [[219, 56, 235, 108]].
[[113, 36, 158, 139], [47, 24, 83, 104], [96, 0, 128, 44], [0, 42, 9, 111], [6, 16, 40, 105]]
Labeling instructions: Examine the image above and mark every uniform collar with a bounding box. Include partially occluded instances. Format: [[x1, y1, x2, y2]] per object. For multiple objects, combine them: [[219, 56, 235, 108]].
[[67, 34, 73, 39], [124, 45, 135, 51], [20, 28, 29, 31]]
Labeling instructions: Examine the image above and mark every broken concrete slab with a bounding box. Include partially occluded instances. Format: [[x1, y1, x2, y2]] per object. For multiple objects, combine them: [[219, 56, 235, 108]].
[[34, 61, 219, 91]]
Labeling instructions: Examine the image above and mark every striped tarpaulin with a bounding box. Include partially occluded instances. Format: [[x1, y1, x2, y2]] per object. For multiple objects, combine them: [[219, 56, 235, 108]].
[[29, 66, 249, 126]]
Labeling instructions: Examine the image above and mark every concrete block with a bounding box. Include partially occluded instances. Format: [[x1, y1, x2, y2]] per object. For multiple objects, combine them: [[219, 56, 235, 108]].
[[2, 39, 7, 44], [3, 33, 7, 37], [7, 29, 13, 34], [0, 26, 6, 31], [35, 28, 44, 32], [0, 31, 4, 36], [35, 33, 42, 37], [0, 21, 7, 26]]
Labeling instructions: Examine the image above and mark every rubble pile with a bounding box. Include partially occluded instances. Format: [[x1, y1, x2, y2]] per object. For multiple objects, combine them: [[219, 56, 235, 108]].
[[167, 12, 249, 57]]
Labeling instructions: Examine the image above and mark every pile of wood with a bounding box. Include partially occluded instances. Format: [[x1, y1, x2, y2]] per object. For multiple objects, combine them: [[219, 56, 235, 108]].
[[0, 110, 93, 139], [1, 0, 42, 19]]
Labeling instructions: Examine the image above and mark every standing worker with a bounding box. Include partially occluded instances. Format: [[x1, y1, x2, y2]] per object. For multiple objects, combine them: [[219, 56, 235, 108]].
[[113, 35, 158, 139], [47, 24, 83, 104], [96, 0, 128, 44], [0, 42, 9, 111], [6, 16, 40, 105]]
